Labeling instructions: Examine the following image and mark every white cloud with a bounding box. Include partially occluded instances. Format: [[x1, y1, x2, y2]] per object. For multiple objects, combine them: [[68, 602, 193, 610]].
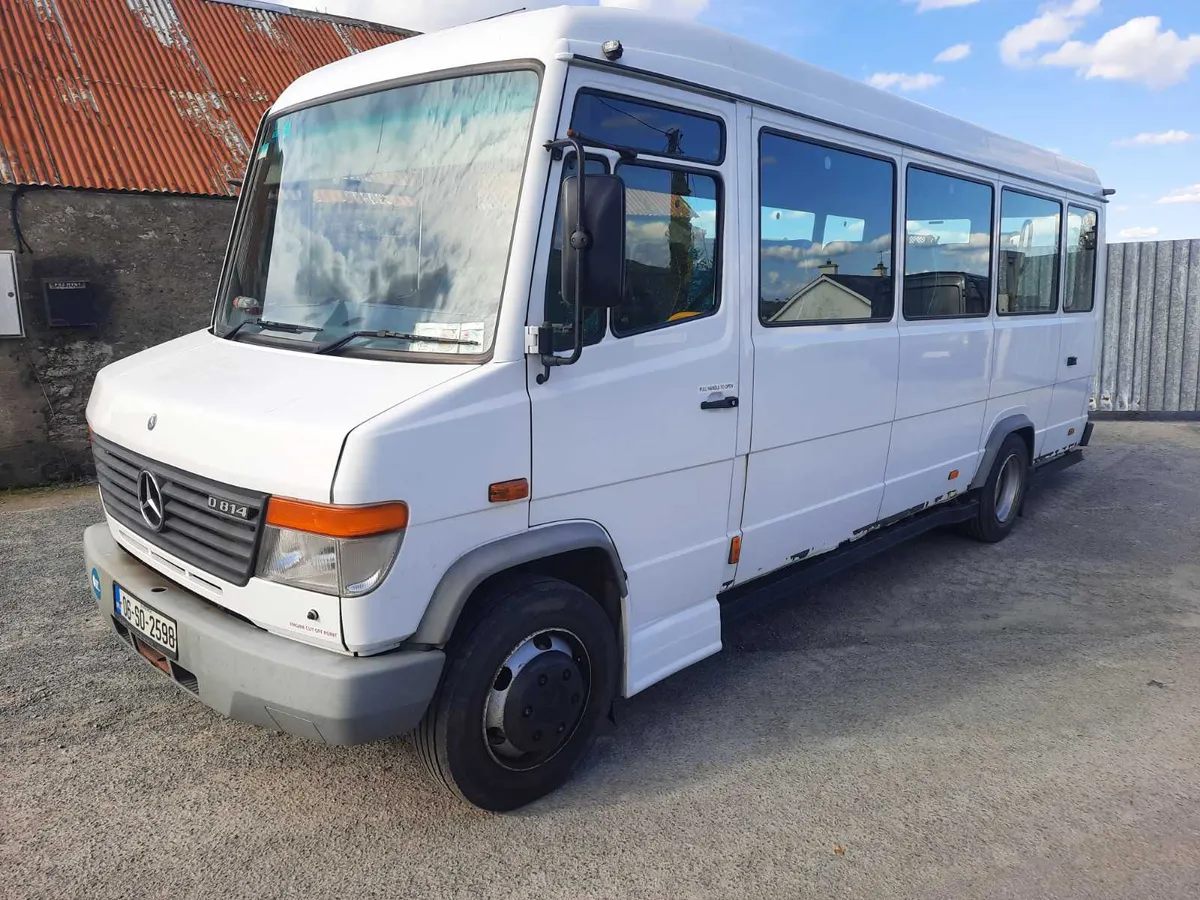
[[1118, 226, 1160, 240], [866, 72, 944, 92], [284, 0, 707, 32], [1113, 130, 1193, 147], [910, 0, 981, 10], [1157, 185, 1200, 205], [1000, 0, 1101, 67], [1040, 17, 1200, 89], [935, 43, 972, 63]]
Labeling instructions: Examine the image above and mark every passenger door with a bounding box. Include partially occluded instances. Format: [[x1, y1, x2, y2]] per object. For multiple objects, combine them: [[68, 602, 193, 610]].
[[880, 159, 995, 520], [1045, 204, 1102, 453], [989, 186, 1064, 457], [737, 112, 900, 582], [528, 75, 741, 696]]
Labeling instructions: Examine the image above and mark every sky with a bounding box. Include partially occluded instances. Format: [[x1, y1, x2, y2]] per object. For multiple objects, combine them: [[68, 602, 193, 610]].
[[289, 0, 1200, 242]]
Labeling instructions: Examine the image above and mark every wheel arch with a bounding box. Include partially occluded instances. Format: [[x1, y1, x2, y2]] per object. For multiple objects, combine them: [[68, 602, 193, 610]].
[[409, 521, 628, 648], [970, 413, 1035, 491]]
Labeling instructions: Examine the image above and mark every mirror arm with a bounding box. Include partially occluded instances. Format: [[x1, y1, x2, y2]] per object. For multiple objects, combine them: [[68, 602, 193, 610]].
[[538, 135, 591, 384]]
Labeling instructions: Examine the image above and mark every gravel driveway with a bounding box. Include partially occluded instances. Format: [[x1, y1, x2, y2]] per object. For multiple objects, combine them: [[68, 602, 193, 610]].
[[3, 422, 1199, 900]]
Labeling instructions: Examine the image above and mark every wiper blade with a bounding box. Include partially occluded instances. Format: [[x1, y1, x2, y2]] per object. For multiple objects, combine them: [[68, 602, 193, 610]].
[[225, 318, 325, 341], [315, 329, 481, 356]]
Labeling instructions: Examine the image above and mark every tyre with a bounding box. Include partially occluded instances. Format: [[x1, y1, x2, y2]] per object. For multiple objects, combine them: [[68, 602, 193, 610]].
[[414, 575, 618, 812], [965, 433, 1030, 543]]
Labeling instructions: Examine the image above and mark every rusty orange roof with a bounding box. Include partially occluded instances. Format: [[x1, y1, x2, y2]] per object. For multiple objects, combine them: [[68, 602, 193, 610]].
[[0, 0, 410, 197]]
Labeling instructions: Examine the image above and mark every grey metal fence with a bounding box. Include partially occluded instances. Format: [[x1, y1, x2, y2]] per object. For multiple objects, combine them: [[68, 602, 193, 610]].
[[1095, 239, 1200, 413]]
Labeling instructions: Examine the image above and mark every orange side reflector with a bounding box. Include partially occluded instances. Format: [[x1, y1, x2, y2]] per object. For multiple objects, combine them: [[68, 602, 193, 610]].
[[728, 536, 742, 565], [949, 470, 960, 481], [489, 479, 530, 503], [265, 498, 409, 538]]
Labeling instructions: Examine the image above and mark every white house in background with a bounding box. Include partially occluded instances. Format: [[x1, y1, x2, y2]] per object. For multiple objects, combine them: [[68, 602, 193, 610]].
[[770, 259, 888, 322]]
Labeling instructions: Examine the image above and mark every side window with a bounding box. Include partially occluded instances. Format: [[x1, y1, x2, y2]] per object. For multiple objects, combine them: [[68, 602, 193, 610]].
[[612, 162, 721, 337], [759, 132, 896, 325], [571, 91, 724, 164], [904, 167, 994, 320], [544, 156, 609, 350], [1065, 205, 1098, 313], [998, 189, 1062, 315]]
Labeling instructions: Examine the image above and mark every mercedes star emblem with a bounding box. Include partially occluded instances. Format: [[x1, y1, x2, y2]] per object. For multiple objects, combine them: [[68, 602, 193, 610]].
[[137, 470, 166, 532]]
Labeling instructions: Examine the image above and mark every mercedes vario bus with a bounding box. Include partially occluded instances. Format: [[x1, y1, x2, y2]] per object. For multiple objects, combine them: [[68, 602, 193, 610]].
[[84, 6, 1105, 810]]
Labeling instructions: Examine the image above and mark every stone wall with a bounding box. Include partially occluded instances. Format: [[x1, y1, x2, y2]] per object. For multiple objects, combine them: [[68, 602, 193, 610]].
[[0, 187, 234, 487]]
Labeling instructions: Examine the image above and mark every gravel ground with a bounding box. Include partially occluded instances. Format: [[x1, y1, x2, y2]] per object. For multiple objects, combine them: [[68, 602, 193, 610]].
[[2, 422, 1200, 900]]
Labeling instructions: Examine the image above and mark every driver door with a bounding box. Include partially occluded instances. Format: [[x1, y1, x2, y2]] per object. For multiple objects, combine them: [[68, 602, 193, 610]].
[[527, 74, 743, 696]]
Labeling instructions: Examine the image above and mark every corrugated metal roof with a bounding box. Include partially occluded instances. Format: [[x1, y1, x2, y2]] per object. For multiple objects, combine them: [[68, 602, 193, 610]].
[[0, 0, 409, 197]]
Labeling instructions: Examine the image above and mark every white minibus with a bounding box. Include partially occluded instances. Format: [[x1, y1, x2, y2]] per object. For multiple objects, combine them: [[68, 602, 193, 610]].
[[83, 6, 1105, 810]]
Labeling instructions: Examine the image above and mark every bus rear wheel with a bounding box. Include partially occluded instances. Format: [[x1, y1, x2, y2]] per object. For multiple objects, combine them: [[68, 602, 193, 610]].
[[965, 433, 1030, 543], [414, 575, 618, 812]]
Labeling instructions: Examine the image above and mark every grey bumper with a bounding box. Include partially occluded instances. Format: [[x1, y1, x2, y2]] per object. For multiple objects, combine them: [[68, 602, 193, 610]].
[[84, 524, 444, 745]]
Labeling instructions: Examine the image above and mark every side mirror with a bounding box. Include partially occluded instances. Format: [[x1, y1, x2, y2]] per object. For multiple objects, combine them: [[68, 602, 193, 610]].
[[561, 174, 626, 309]]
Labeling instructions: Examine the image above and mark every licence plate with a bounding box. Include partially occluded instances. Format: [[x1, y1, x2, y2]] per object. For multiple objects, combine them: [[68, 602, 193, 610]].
[[115, 585, 178, 657]]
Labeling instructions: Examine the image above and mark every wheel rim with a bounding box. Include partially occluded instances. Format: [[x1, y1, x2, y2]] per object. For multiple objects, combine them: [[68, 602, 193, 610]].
[[993, 453, 1022, 523], [483, 629, 591, 772]]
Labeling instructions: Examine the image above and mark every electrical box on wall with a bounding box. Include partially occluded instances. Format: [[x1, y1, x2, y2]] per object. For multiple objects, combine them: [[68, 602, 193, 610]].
[[43, 278, 99, 328], [1, 250, 23, 338]]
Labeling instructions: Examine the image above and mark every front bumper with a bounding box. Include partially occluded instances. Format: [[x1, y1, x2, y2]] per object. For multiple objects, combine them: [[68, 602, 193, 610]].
[[84, 524, 444, 745]]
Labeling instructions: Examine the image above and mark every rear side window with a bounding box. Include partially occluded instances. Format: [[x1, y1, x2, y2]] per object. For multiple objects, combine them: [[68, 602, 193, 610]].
[[572, 91, 725, 164], [759, 132, 896, 325], [904, 167, 994, 320], [1065, 206, 1099, 313], [998, 189, 1062, 315]]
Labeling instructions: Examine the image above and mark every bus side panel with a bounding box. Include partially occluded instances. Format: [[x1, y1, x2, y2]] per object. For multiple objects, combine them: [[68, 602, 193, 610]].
[[990, 318, 1059, 456]]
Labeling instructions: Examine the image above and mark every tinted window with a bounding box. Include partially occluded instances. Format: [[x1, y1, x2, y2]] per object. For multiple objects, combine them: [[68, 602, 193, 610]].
[[998, 189, 1062, 315], [904, 168, 994, 319], [572, 91, 724, 164], [545, 156, 609, 350], [1065, 206, 1098, 313], [760, 133, 895, 324], [613, 163, 721, 336]]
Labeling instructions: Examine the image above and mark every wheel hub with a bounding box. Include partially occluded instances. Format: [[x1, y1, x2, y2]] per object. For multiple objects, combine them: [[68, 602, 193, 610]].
[[484, 630, 590, 770], [994, 453, 1023, 523], [502, 651, 583, 753]]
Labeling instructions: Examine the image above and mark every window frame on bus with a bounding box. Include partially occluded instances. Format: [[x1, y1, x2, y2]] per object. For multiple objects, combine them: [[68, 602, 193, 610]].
[[609, 157, 726, 339], [901, 163, 996, 322], [570, 88, 728, 166], [756, 127, 899, 328], [1064, 203, 1100, 315], [996, 185, 1064, 317]]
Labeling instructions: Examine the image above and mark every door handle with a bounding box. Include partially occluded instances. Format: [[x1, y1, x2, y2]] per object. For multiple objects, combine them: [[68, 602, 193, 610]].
[[701, 396, 739, 411], [1067, 356, 1078, 367]]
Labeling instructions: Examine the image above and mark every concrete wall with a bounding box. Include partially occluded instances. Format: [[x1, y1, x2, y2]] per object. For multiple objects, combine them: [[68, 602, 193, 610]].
[[0, 187, 234, 488], [1095, 239, 1200, 414]]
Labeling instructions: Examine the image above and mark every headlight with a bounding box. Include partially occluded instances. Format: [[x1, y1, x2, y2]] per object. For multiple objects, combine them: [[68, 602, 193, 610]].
[[256, 498, 408, 597]]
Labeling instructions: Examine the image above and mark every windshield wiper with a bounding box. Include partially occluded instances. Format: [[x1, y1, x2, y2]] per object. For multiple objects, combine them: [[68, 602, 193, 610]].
[[225, 318, 325, 342], [315, 329, 481, 356]]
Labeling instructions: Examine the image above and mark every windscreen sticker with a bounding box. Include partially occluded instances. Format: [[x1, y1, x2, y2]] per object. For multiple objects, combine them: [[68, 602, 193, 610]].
[[457, 322, 486, 353], [412, 322, 486, 354]]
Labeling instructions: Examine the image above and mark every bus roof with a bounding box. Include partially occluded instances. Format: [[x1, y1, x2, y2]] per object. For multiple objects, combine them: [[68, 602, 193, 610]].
[[273, 5, 1105, 200]]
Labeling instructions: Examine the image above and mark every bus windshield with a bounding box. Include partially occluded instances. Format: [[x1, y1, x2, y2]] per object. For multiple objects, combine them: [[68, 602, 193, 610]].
[[214, 69, 540, 357]]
